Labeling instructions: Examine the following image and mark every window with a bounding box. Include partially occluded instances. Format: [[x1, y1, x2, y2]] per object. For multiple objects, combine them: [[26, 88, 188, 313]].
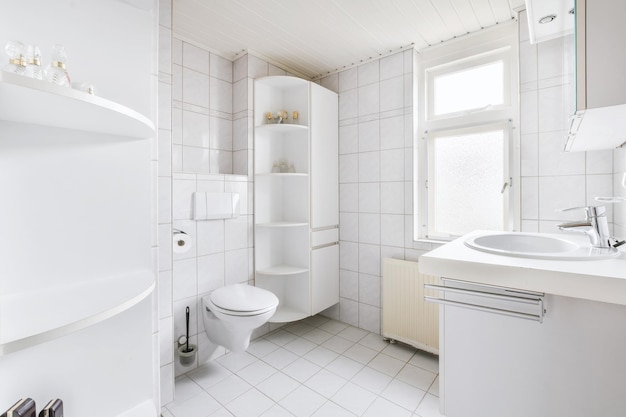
[[415, 24, 519, 241]]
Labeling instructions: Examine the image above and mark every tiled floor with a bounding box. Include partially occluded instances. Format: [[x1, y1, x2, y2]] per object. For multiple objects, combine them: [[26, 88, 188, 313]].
[[163, 315, 442, 417]]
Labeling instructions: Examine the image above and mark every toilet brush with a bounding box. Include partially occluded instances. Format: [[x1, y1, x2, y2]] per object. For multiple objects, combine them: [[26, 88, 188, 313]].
[[177, 306, 197, 366]]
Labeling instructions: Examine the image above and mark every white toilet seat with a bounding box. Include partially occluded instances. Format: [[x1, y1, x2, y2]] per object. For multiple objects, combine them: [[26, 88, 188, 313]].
[[208, 284, 278, 317]]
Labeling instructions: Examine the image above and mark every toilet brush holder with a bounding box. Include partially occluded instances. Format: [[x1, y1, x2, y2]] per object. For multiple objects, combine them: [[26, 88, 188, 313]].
[[177, 341, 197, 367], [177, 306, 197, 366]]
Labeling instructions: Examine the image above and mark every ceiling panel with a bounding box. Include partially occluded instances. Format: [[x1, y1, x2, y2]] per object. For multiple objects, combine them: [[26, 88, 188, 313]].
[[173, 0, 525, 79]]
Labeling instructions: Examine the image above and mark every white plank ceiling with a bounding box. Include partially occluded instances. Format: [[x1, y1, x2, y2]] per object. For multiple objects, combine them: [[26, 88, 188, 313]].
[[173, 0, 525, 79]]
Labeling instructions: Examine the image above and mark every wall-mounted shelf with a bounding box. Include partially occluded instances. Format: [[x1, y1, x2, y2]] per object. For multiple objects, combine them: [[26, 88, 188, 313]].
[[0, 270, 155, 355], [256, 222, 309, 228], [257, 265, 309, 276], [255, 124, 308, 133], [0, 71, 154, 138], [255, 173, 308, 177]]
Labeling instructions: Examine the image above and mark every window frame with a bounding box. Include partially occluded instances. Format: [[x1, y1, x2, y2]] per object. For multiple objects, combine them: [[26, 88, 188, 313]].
[[414, 23, 520, 242], [426, 122, 512, 240]]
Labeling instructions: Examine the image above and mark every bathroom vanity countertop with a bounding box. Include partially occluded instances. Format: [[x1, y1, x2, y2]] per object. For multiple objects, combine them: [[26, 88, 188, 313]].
[[419, 230, 626, 306]]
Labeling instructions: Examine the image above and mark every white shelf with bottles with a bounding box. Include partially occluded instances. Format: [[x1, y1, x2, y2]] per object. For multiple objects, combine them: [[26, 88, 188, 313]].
[[254, 76, 339, 323], [0, 71, 154, 139]]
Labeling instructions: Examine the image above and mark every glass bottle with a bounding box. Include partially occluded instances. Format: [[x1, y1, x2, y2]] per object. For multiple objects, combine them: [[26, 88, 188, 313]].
[[23, 44, 43, 80], [3, 41, 25, 74], [44, 44, 70, 87]]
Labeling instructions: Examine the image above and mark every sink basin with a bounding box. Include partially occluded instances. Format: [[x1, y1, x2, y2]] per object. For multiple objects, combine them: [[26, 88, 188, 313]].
[[464, 232, 620, 260]]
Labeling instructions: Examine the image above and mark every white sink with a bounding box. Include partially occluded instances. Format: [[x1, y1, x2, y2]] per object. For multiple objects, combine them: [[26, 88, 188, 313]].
[[465, 232, 620, 260]]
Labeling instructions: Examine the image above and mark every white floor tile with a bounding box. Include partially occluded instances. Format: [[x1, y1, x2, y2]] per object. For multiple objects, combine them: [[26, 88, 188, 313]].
[[303, 346, 340, 367], [414, 393, 444, 417], [187, 362, 232, 390], [283, 337, 317, 356], [368, 353, 406, 377], [265, 330, 299, 346], [304, 369, 348, 398], [260, 404, 295, 416], [396, 363, 437, 392], [358, 333, 389, 351], [168, 391, 222, 417], [363, 397, 413, 417], [351, 366, 393, 394], [237, 360, 277, 386], [325, 356, 364, 379], [217, 352, 258, 373], [318, 320, 349, 335], [262, 347, 299, 370], [225, 388, 274, 417], [207, 374, 252, 405], [331, 382, 377, 415], [279, 386, 327, 417], [209, 408, 236, 417], [381, 379, 426, 412], [284, 322, 316, 336], [409, 350, 439, 374], [322, 335, 354, 354], [248, 339, 280, 358], [311, 401, 357, 417], [282, 358, 322, 383], [382, 343, 418, 362], [428, 376, 439, 397], [343, 343, 378, 364], [256, 372, 300, 402], [337, 326, 369, 342], [302, 328, 334, 345]]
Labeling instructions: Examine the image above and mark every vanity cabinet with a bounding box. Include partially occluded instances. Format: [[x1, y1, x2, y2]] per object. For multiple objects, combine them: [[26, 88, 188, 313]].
[[437, 279, 626, 417], [254, 76, 339, 322], [566, 0, 626, 151]]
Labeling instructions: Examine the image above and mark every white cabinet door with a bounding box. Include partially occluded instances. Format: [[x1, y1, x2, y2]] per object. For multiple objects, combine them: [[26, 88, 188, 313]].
[[310, 82, 338, 230], [311, 243, 339, 315]]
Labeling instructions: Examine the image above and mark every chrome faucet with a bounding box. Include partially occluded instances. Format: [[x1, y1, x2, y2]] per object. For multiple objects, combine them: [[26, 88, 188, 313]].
[[557, 205, 611, 248]]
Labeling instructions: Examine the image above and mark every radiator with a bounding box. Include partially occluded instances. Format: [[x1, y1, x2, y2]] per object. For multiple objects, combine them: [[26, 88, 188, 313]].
[[382, 258, 439, 354]]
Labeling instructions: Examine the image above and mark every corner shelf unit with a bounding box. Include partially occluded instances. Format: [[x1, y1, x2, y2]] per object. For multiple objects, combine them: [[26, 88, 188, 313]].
[[0, 71, 154, 139], [254, 76, 339, 323]]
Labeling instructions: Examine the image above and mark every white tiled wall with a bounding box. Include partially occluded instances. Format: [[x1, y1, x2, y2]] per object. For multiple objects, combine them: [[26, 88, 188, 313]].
[[171, 173, 254, 376], [317, 49, 424, 334], [172, 37, 236, 174], [518, 11, 615, 233]]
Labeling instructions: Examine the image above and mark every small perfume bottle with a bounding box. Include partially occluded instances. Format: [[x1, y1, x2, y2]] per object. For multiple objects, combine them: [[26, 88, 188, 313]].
[[23, 44, 43, 80], [292, 111, 299, 125], [44, 44, 70, 87], [3, 40, 25, 74], [288, 163, 295, 173], [271, 161, 280, 173], [266, 112, 273, 124], [279, 158, 288, 173]]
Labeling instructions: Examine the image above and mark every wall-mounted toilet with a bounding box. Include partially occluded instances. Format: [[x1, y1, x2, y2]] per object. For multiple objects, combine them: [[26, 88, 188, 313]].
[[201, 284, 279, 353]]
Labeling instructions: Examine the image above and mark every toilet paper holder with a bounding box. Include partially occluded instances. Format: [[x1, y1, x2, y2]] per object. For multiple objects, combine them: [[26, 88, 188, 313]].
[[172, 229, 192, 254]]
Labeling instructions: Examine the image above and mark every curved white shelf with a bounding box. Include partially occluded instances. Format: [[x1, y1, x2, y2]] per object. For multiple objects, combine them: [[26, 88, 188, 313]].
[[255, 75, 308, 89], [269, 307, 309, 323], [0, 270, 155, 355], [0, 71, 154, 138], [257, 265, 309, 276], [256, 221, 309, 228], [255, 124, 308, 133]]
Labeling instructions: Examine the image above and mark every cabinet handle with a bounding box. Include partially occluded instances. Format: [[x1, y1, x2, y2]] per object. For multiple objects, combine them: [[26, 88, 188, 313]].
[[424, 296, 544, 322]]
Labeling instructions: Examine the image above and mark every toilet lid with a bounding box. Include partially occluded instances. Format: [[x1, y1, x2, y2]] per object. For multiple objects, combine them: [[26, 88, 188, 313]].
[[210, 284, 278, 313]]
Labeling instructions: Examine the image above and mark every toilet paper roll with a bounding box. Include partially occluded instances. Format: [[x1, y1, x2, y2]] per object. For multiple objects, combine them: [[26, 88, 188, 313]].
[[173, 232, 192, 254]]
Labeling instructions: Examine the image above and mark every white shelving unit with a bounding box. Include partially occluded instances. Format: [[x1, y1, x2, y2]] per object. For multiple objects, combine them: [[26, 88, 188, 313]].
[[254, 76, 339, 323], [0, 46, 156, 417]]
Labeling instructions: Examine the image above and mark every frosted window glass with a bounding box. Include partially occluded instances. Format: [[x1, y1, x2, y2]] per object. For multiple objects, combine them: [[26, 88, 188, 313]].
[[434, 61, 504, 116], [431, 130, 504, 236]]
